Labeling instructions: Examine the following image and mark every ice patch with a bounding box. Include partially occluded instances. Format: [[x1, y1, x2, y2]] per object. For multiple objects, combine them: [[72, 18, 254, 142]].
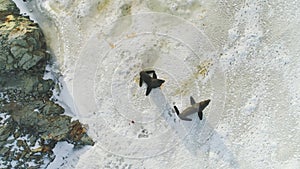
[[47, 141, 91, 169], [242, 95, 258, 115]]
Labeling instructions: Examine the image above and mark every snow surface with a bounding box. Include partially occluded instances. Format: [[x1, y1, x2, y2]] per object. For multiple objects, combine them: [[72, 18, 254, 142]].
[[13, 0, 300, 168]]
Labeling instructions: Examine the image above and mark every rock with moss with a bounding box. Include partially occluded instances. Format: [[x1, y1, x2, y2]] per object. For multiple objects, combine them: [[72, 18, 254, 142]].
[[0, 13, 48, 73], [0, 0, 20, 17], [0, 0, 94, 168]]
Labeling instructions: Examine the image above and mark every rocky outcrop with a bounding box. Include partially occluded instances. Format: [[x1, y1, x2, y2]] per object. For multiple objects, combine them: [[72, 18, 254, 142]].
[[0, 0, 94, 168]]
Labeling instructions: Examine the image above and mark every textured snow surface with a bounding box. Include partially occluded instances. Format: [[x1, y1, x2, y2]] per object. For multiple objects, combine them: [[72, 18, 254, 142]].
[[13, 0, 300, 168]]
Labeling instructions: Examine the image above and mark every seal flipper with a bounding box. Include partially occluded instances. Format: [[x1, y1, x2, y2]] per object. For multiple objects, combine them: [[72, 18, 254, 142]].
[[152, 72, 157, 79], [190, 96, 196, 105], [146, 86, 152, 96], [145, 70, 155, 74], [174, 106, 180, 116], [198, 111, 203, 120], [145, 70, 157, 79], [139, 76, 143, 87]]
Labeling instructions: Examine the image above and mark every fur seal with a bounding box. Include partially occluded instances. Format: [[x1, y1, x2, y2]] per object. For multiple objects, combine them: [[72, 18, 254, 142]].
[[174, 96, 210, 121], [139, 70, 165, 96]]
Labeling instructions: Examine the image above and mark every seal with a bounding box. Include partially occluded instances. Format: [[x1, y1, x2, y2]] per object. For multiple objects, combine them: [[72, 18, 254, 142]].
[[139, 70, 165, 96], [174, 96, 210, 121]]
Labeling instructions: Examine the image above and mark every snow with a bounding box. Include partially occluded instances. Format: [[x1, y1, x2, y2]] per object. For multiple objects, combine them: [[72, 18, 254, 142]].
[[0, 112, 10, 124], [47, 141, 91, 169], [11, 0, 300, 168]]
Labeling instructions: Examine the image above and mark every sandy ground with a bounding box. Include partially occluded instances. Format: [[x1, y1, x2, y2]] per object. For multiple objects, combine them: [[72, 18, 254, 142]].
[[14, 0, 299, 168]]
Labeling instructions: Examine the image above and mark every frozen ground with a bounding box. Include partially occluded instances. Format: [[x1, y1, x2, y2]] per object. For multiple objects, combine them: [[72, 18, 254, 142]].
[[14, 0, 299, 168]]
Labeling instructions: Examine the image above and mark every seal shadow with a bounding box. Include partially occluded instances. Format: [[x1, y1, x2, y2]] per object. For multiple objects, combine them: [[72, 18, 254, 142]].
[[149, 89, 239, 168]]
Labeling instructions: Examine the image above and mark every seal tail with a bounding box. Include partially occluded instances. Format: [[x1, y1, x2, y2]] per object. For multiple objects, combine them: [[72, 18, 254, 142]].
[[190, 96, 196, 105], [157, 79, 165, 87], [198, 99, 211, 120], [199, 99, 211, 110]]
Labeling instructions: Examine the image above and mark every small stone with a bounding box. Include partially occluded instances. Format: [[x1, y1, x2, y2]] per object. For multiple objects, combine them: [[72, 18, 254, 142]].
[[18, 53, 32, 67], [22, 53, 43, 70], [25, 152, 31, 158], [10, 46, 27, 59], [0, 127, 11, 141], [41, 101, 64, 115], [5, 138, 14, 145], [29, 135, 37, 146], [11, 38, 28, 48], [6, 53, 14, 64], [0, 126, 7, 135], [0, 147, 10, 155], [20, 150, 27, 159], [16, 139, 23, 147], [14, 130, 21, 138], [120, 3, 132, 16], [26, 37, 38, 50], [0, 140, 7, 147]]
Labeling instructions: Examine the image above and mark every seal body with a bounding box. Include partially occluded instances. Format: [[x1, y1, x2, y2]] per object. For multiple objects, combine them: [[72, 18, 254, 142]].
[[174, 97, 210, 121], [139, 70, 165, 96]]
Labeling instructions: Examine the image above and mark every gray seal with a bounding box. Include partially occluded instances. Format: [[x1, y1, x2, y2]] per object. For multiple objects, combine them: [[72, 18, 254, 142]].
[[174, 96, 210, 121]]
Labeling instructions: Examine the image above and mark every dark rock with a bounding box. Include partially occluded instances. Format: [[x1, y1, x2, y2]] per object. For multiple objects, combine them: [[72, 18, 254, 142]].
[[0, 146, 10, 155], [16, 139, 23, 147], [0, 16, 49, 73], [0, 125, 11, 141], [0, 0, 94, 168], [68, 120, 95, 146], [0, 0, 20, 19]]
